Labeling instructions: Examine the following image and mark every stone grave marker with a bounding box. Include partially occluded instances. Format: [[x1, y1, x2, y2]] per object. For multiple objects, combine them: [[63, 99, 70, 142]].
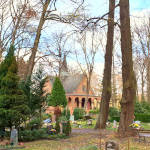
[[105, 140, 119, 150]]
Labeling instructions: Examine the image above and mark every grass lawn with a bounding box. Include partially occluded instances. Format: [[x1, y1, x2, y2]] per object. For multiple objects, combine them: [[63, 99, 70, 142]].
[[1, 120, 150, 150], [18, 129, 150, 150], [14, 120, 150, 150]]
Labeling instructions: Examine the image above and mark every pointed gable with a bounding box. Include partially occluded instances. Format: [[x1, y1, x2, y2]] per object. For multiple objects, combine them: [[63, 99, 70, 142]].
[[63, 74, 84, 93]]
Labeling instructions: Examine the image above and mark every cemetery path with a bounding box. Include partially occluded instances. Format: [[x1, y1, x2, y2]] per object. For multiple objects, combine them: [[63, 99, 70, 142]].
[[72, 128, 114, 136]]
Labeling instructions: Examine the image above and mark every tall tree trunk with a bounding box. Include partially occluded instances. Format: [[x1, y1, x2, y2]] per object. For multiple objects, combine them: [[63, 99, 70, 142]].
[[84, 75, 91, 113], [112, 54, 117, 107], [147, 19, 150, 102], [25, 0, 50, 79], [118, 0, 137, 136], [147, 60, 150, 102], [95, 0, 115, 129], [141, 71, 145, 101]]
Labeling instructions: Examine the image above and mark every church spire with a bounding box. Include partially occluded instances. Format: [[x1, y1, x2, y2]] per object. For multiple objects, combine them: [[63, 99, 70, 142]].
[[61, 54, 68, 72]]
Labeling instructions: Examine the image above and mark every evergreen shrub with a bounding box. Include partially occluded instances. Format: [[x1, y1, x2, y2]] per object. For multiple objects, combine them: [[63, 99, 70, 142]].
[[61, 108, 70, 120], [55, 119, 60, 134], [73, 108, 85, 120], [27, 117, 41, 130], [19, 129, 47, 141], [89, 109, 99, 114], [135, 114, 150, 123], [62, 121, 71, 136]]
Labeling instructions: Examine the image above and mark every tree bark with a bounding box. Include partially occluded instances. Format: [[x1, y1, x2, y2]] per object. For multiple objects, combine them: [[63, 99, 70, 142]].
[[25, 0, 51, 79], [118, 0, 137, 136], [141, 70, 145, 101], [147, 59, 150, 102], [95, 0, 115, 129], [112, 54, 117, 107], [84, 75, 91, 113]]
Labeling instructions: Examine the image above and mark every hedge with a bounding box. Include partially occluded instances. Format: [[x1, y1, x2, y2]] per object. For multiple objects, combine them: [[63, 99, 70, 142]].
[[18, 129, 47, 141], [18, 129, 67, 142], [110, 114, 150, 123], [110, 116, 120, 122], [135, 114, 150, 123]]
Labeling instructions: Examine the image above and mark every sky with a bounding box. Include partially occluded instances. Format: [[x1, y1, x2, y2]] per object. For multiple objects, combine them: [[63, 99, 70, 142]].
[[78, 0, 150, 75], [130, 0, 150, 12], [85, 0, 150, 15], [20, 0, 150, 77]]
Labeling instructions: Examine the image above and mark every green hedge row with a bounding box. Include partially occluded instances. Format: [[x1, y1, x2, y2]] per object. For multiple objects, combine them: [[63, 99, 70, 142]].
[[110, 114, 150, 123], [19, 129, 47, 141], [18, 129, 67, 142], [135, 114, 150, 123]]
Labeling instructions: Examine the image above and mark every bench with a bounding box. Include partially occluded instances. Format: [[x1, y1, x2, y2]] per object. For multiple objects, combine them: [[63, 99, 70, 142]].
[[137, 129, 150, 142]]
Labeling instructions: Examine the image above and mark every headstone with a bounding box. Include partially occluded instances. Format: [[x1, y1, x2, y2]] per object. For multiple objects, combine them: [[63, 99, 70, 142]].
[[106, 122, 111, 127], [87, 119, 92, 126], [105, 141, 119, 150], [10, 126, 18, 146], [70, 115, 74, 122], [113, 120, 117, 128]]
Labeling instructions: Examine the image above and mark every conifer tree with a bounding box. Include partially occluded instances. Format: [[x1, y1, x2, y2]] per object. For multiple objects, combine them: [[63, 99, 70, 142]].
[[0, 45, 29, 128], [20, 65, 47, 123], [48, 77, 67, 107], [32, 65, 47, 123]]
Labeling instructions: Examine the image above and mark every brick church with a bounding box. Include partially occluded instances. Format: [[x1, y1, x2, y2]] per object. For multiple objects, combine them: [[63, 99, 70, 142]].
[[43, 55, 100, 115]]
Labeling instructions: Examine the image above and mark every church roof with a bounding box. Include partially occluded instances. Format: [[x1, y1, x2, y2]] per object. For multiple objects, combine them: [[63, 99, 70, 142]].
[[49, 74, 84, 93], [63, 74, 83, 93]]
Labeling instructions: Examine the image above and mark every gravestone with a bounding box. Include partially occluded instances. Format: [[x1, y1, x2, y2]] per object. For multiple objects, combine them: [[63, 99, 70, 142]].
[[70, 115, 74, 122], [105, 141, 119, 150], [113, 120, 117, 128], [10, 127, 18, 146]]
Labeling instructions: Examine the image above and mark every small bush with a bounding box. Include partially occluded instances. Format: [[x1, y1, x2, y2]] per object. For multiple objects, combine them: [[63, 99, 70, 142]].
[[55, 119, 60, 134], [73, 108, 85, 120], [89, 109, 99, 114], [109, 107, 120, 117], [26, 117, 42, 130], [19, 128, 47, 141], [109, 107, 120, 122], [110, 116, 120, 122]]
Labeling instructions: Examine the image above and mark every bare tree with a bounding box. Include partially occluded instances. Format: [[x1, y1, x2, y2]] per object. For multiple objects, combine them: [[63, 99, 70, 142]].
[[95, 0, 115, 129], [75, 27, 100, 111], [111, 54, 118, 106], [0, 0, 35, 62], [25, 0, 51, 79], [134, 18, 150, 102], [118, 0, 137, 136], [134, 53, 146, 101], [25, 0, 85, 80], [46, 32, 71, 77]]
